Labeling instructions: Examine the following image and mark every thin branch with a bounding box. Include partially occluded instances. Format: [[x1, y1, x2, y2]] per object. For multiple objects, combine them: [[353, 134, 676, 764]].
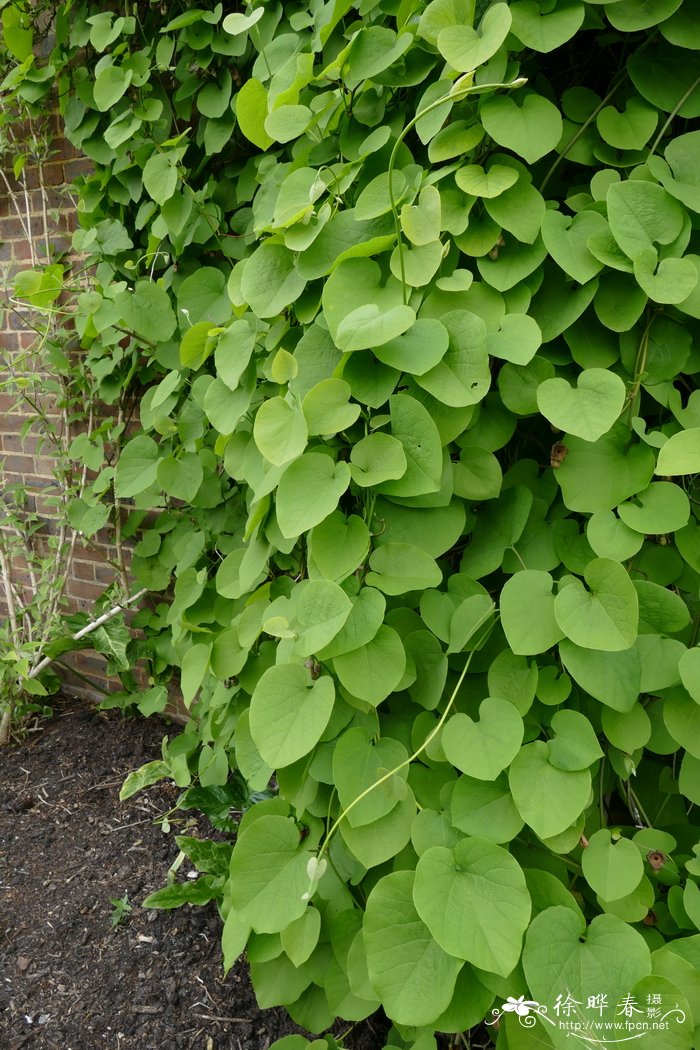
[[29, 588, 147, 680]]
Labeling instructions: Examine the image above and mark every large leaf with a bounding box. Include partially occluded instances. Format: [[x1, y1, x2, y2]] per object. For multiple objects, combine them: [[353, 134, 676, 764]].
[[228, 815, 311, 933], [276, 454, 351, 538], [413, 838, 531, 975], [553, 558, 639, 652], [509, 741, 591, 839], [249, 664, 335, 767], [364, 870, 463, 1026]]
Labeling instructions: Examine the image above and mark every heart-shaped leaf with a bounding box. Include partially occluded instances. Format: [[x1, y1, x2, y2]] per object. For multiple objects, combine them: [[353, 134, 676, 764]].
[[413, 838, 531, 975], [597, 96, 658, 150], [509, 741, 591, 839], [364, 871, 462, 1027], [554, 557, 639, 652], [540, 209, 606, 284], [249, 664, 335, 767], [510, 0, 585, 52], [442, 698, 524, 779], [581, 829, 644, 901], [437, 3, 512, 71], [480, 93, 563, 164], [656, 428, 700, 475], [537, 368, 626, 442], [500, 570, 564, 655]]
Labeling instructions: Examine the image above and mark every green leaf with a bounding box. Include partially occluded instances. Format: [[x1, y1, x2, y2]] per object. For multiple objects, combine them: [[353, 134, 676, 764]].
[[180, 643, 210, 705], [157, 453, 203, 502], [607, 0, 683, 32], [376, 394, 443, 497], [302, 379, 360, 436], [228, 815, 311, 933], [294, 580, 353, 656], [222, 910, 251, 975], [680, 648, 700, 703], [364, 871, 463, 1026], [455, 163, 519, 199], [333, 726, 409, 827], [93, 64, 132, 111], [537, 368, 626, 442], [281, 907, 321, 967], [486, 314, 542, 366], [341, 792, 416, 868], [548, 709, 603, 771], [617, 482, 690, 534], [633, 250, 698, 306], [119, 760, 171, 801], [559, 639, 641, 712], [606, 181, 685, 260], [178, 267, 230, 325], [276, 454, 351, 539], [523, 907, 651, 1031], [143, 152, 179, 206], [254, 398, 308, 466], [554, 558, 638, 651], [216, 319, 257, 390], [118, 280, 177, 342], [242, 243, 306, 319], [510, 0, 584, 52], [308, 513, 370, 582], [366, 543, 442, 595], [333, 625, 406, 706], [454, 446, 503, 500], [451, 773, 524, 844], [540, 210, 606, 285], [413, 838, 531, 975], [442, 698, 524, 780], [250, 664, 335, 767], [587, 511, 644, 562], [350, 433, 407, 487], [597, 97, 658, 150], [414, 309, 490, 408], [373, 319, 449, 375], [556, 425, 656, 514], [480, 93, 563, 164], [235, 77, 274, 150], [581, 830, 644, 901], [500, 570, 565, 656], [265, 105, 312, 143], [114, 435, 159, 498], [437, 3, 512, 71], [509, 741, 591, 839], [336, 303, 416, 353], [656, 429, 700, 475]]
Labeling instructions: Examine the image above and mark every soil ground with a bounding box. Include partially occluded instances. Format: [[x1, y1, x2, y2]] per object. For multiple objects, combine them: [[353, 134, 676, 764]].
[[0, 697, 391, 1050]]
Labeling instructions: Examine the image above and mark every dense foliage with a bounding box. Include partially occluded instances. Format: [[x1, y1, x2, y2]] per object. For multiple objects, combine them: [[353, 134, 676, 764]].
[[4, 0, 700, 1045]]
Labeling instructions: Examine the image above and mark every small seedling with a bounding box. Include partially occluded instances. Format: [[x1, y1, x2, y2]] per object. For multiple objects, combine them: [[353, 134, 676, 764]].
[[109, 893, 132, 928]]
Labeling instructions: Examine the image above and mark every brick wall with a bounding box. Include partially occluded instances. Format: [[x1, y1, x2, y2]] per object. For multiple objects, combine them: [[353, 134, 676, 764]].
[[1, 112, 130, 701]]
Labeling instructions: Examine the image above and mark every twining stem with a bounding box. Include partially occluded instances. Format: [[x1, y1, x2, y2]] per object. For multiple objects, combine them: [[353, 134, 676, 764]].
[[314, 605, 497, 867], [388, 75, 527, 304], [626, 313, 654, 426], [539, 69, 627, 196], [647, 71, 700, 160]]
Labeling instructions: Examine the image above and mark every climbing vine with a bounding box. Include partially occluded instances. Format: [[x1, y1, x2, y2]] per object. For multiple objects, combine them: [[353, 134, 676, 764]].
[[4, 0, 700, 1046]]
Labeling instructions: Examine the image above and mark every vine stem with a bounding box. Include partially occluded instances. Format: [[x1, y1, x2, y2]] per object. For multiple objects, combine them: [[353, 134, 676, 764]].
[[647, 71, 700, 160], [314, 605, 497, 868], [625, 312, 655, 427], [388, 75, 527, 304], [539, 69, 627, 196]]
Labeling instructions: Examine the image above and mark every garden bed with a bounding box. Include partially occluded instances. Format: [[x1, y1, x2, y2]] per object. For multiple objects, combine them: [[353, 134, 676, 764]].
[[0, 699, 387, 1050]]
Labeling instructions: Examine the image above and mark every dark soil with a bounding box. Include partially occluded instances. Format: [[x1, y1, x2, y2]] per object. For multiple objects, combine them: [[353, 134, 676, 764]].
[[0, 697, 389, 1050]]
